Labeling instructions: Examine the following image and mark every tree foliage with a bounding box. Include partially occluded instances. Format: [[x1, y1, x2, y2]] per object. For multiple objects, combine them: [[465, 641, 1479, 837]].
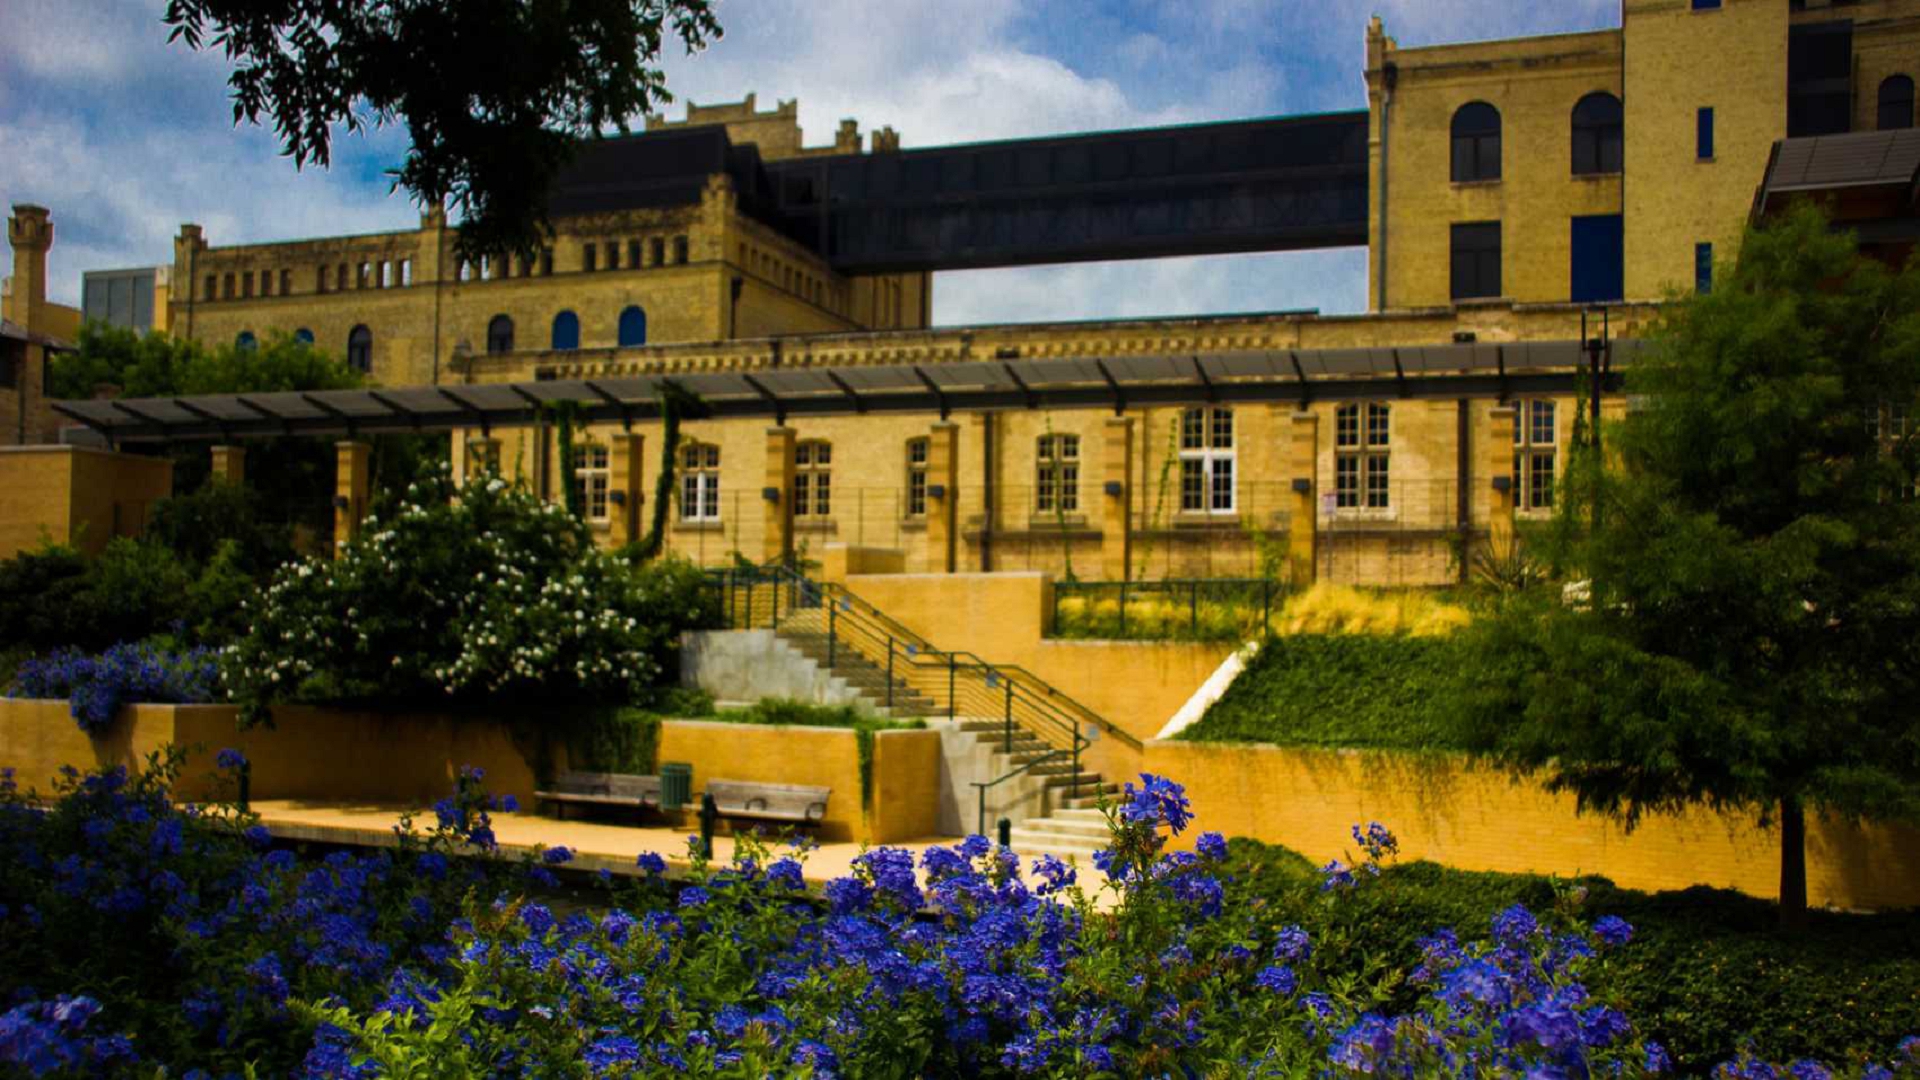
[[1449, 205, 1920, 919], [161, 0, 723, 257]]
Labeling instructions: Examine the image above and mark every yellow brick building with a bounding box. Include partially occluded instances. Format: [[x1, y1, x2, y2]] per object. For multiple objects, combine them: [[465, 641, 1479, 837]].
[[37, 4, 1919, 584]]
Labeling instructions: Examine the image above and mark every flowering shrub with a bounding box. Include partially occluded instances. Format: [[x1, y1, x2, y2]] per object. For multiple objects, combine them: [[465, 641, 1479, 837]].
[[9, 642, 220, 733], [2, 758, 1915, 1078], [221, 469, 719, 724]]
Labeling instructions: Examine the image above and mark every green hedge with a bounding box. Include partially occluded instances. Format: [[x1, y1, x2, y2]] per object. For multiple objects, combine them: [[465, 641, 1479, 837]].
[[1224, 838, 1920, 1072], [1178, 633, 1468, 749]]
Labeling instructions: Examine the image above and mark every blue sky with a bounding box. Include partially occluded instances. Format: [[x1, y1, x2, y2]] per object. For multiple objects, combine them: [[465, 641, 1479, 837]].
[[0, 0, 1617, 323]]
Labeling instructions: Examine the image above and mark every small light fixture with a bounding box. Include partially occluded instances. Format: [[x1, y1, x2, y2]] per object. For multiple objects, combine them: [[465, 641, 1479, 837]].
[[1103, 480, 1123, 497], [609, 490, 626, 506], [331, 494, 349, 510], [927, 483, 947, 499], [1453, 331, 1477, 344], [762, 486, 781, 503], [1291, 478, 1312, 493], [985, 671, 1000, 688], [1491, 476, 1512, 493]]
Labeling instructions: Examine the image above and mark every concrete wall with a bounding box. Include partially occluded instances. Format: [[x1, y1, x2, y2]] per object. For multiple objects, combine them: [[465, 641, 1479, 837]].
[[0, 445, 173, 558], [656, 718, 943, 843], [0, 701, 542, 808], [679, 629, 869, 708], [1146, 740, 1920, 911]]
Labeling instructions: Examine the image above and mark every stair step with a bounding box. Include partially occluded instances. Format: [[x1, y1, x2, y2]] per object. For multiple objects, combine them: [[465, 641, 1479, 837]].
[[1047, 808, 1109, 824], [1042, 773, 1103, 791], [1017, 817, 1109, 840], [1005, 830, 1104, 859]]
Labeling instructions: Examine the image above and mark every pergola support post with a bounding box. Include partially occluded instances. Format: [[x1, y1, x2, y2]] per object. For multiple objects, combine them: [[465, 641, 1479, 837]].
[[334, 440, 371, 558]]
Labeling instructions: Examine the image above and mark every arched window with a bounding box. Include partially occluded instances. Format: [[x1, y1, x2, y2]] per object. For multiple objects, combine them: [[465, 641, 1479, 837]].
[[294, 328, 315, 344], [905, 438, 929, 517], [795, 440, 832, 517], [346, 325, 372, 373], [1179, 408, 1235, 514], [1451, 102, 1502, 182], [1880, 75, 1915, 131], [486, 314, 515, 354], [1335, 403, 1392, 510], [679, 442, 721, 522], [235, 331, 257, 351], [1571, 92, 1623, 175], [617, 305, 647, 347], [551, 310, 580, 351], [1035, 434, 1080, 514]]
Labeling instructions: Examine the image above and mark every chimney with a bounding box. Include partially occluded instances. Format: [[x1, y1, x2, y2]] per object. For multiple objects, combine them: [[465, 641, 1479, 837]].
[[5, 204, 52, 330]]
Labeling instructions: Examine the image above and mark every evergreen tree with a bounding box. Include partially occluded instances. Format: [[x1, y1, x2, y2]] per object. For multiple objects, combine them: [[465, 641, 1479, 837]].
[[1450, 205, 1920, 924]]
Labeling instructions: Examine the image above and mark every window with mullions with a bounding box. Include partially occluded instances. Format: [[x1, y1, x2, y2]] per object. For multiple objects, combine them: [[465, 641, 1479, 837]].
[[905, 438, 929, 517], [574, 444, 610, 522], [1880, 75, 1915, 131], [1451, 102, 1502, 182], [1868, 403, 1917, 501], [1035, 434, 1080, 514], [679, 443, 721, 522], [1451, 222, 1501, 300], [1179, 407, 1235, 514], [795, 441, 833, 517], [1513, 400, 1558, 512], [1335, 403, 1392, 509], [1571, 93, 1623, 175]]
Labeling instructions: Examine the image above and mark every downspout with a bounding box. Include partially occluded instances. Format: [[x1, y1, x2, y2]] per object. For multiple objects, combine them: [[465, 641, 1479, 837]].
[[1456, 398, 1471, 584], [1377, 62, 1397, 313], [980, 412, 995, 571]]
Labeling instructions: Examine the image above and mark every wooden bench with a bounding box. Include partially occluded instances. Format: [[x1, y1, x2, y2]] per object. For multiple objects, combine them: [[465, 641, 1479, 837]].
[[704, 779, 830, 829], [535, 771, 662, 821]]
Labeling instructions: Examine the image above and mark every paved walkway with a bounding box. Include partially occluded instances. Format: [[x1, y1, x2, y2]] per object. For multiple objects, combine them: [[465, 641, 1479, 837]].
[[250, 800, 1093, 895]]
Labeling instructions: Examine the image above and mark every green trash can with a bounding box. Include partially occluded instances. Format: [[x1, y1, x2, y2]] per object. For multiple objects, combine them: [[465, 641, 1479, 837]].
[[660, 762, 693, 812]]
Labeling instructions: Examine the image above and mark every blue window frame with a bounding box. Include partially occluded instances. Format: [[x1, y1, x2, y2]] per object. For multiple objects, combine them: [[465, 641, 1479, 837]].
[[1697, 107, 1715, 159], [1695, 243, 1713, 295], [1570, 215, 1624, 303], [1693, 0, 1720, 9], [551, 310, 580, 351], [235, 331, 257, 351], [617, 305, 647, 347], [294, 328, 314, 344]]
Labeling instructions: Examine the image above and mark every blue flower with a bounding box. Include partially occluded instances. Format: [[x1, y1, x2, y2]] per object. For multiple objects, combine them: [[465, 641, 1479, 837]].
[[1492, 903, 1540, 946], [243, 824, 273, 848], [637, 852, 667, 875], [541, 846, 574, 865], [1273, 925, 1311, 962], [1255, 964, 1297, 995], [1319, 859, 1356, 891], [1593, 914, 1633, 947], [1195, 831, 1228, 861], [678, 886, 710, 909], [1119, 773, 1193, 835], [1646, 1042, 1673, 1074], [216, 747, 248, 771]]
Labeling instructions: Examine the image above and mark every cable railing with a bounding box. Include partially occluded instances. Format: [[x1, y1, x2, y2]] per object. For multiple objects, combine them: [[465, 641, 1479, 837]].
[[710, 565, 1142, 799]]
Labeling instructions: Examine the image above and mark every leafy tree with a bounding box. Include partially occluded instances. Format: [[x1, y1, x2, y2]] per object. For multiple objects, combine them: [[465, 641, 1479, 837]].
[[161, 0, 723, 258], [49, 324, 360, 400], [1449, 205, 1920, 925]]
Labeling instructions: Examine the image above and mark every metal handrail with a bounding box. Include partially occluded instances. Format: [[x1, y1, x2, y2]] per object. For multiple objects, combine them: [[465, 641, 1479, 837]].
[[970, 749, 1068, 837], [710, 566, 1143, 758]]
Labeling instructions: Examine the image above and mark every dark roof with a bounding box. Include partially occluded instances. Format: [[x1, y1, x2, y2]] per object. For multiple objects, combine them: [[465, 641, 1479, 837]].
[[49, 340, 1643, 445], [0, 318, 73, 351], [1762, 129, 1920, 195]]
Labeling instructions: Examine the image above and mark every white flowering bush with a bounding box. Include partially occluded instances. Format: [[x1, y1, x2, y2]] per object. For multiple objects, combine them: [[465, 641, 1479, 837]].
[[222, 470, 717, 725]]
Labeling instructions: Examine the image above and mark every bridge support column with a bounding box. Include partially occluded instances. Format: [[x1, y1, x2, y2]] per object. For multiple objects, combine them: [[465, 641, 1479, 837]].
[[763, 426, 795, 565], [333, 439, 370, 559], [1487, 406, 1518, 559], [1102, 416, 1132, 581], [608, 432, 645, 548], [1288, 410, 1318, 585], [926, 421, 959, 574], [210, 445, 246, 487]]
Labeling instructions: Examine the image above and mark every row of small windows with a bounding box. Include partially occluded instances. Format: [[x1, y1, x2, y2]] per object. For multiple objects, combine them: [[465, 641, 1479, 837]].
[[232, 325, 371, 372], [1449, 75, 1912, 186], [737, 241, 848, 314], [482, 308, 649, 353], [203, 259, 414, 302], [585, 236, 689, 273]]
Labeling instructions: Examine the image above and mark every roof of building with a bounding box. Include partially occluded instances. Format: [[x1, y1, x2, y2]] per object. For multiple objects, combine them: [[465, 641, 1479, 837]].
[[1761, 128, 1920, 195], [49, 339, 1645, 445], [0, 318, 73, 351]]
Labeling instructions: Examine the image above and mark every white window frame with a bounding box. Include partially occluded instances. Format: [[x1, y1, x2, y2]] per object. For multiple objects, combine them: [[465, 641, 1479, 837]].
[[1334, 402, 1392, 514], [1035, 433, 1081, 515], [1513, 399, 1557, 514], [1178, 407, 1236, 515], [574, 443, 610, 523], [794, 440, 832, 518], [679, 443, 721, 523]]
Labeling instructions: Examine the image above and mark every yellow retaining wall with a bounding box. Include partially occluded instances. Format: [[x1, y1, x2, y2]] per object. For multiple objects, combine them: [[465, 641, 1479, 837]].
[[0, 701, 543, 808], [1145, 740, 1920, 911], [844, 571, 1234, 776], [0, 446, 174, 559], [657, 719, 943, 844]]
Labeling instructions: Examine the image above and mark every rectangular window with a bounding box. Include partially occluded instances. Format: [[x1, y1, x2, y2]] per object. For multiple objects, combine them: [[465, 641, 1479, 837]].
[[1178, 408, 1235, 513], [905, 439, 928, 517], [1450, 222, 1501, 301], [1697, 107, 1714, 159], [650, 237, 665, 266], [1513, 399, 1557, 511], [1035, 434, 1080, 514], [1692, 0, 1719, 9], [1336, 403, 1392, 510], [795, 442, 832, 517], [574, 445, 610, 522], [583, 244, 597, 273], [1570, 214, 1625, 304], [629, 239, 641, 268], [679, 444, 720, 522], [1695, 242, 1713, 295]]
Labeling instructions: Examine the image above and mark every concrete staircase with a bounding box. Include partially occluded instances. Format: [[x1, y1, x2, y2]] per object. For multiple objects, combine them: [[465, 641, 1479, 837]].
[[775, 629, 938, 717], [1006, 798, 1120, 863]]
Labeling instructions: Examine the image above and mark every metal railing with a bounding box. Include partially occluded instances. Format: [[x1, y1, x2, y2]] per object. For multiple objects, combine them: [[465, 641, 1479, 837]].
[[1051, 577, 1288, 641], [710, 564, 1142, 800]]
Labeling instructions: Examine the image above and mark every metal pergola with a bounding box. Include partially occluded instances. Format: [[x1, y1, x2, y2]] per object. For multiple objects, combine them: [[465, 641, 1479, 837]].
[[50, 339, 1643, 446]]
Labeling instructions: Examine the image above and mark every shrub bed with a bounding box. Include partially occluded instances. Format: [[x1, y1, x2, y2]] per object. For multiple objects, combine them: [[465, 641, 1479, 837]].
[[1222, 837, 1920, 1074], [3, 758, 1915, 1078], [9, 643, 220, 733], [1178, 633, 1470, 749]]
